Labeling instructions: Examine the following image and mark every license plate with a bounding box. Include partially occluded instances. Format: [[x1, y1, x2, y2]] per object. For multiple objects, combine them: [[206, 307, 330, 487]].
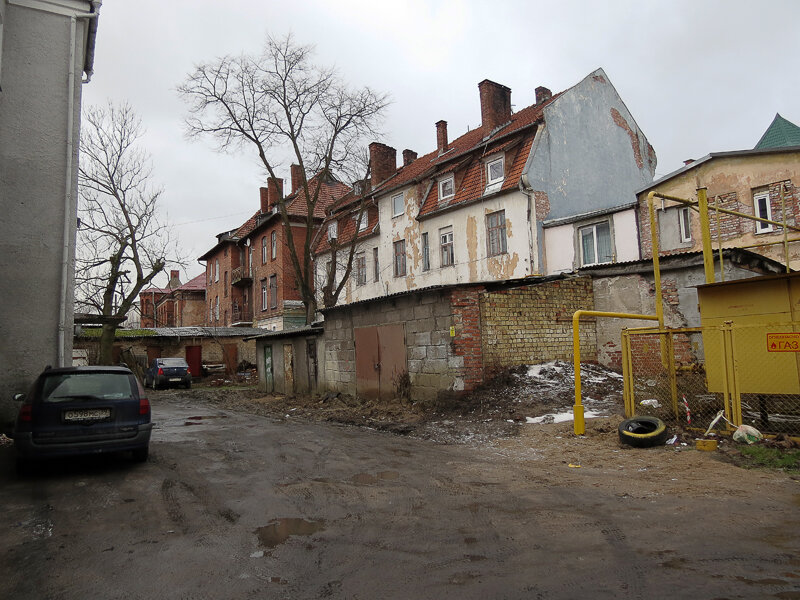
[[64, 408, 110, 422], [169, 377, 181, 382]]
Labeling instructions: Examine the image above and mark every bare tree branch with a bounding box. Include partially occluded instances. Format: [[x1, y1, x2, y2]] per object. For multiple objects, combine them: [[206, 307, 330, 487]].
[[76, 100, 185, 364], [179, 34, 389, 321]]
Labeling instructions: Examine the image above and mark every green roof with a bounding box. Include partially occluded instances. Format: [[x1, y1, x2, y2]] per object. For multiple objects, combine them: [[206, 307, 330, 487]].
[[754, 113, 800, 149]]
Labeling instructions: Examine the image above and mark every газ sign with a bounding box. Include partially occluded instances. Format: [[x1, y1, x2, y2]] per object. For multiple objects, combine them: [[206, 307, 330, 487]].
[[767, 332, 800, 352]]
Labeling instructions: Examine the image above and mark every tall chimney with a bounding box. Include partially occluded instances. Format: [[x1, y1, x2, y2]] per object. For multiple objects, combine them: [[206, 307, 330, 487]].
[[402, 149, 417, 166], [535, 86, 552, 104], [168, 270, 181, 289], [267, 177, 283, 210], [478, 79, 512, 133], [436, 120, 448, 154], [368, 142, 397, 186], [290, 164, 303, 194], [259, 187, 269, 214]]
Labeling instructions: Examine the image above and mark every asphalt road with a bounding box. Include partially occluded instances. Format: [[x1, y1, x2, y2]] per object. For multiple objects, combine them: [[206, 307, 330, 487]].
[[1, 393, 799, 599]]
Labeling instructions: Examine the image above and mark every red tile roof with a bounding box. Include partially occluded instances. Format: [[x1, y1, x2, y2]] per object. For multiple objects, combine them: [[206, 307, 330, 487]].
[[315, 201, 379, 254], [178, 273, 206, 292]]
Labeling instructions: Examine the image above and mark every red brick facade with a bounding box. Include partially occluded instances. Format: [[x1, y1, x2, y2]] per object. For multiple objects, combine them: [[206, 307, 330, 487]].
[[450, 286, 485, 391]]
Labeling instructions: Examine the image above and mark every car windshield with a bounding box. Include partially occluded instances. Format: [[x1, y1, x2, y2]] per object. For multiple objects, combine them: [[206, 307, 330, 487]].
[[158, 359, 187, 368], [41, 372, 133, 402]]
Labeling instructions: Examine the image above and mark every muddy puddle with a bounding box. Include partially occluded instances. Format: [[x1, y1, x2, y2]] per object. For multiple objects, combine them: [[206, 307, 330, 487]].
[[255, 518, 326, 549]]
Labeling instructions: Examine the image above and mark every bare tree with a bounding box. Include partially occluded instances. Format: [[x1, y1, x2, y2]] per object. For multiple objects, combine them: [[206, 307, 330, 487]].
[[179, 34, 388, 322], [76, 101, 181, 364]]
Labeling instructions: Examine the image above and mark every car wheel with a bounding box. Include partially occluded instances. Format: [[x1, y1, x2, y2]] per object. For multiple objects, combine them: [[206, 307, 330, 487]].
[[618, 416, 669, 448], [132, 446, 149, 463]]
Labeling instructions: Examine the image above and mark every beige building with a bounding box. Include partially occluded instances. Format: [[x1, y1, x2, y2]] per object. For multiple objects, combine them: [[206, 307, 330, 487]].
[[636, 147, 800, 270]]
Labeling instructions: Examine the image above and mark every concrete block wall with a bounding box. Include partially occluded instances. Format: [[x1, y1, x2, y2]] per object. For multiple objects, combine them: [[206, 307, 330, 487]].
[[479, 277, 596, 374]]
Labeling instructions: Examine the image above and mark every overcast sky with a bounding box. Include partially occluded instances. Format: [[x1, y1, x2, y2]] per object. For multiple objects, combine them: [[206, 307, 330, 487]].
[[84, 0, 800, 284]]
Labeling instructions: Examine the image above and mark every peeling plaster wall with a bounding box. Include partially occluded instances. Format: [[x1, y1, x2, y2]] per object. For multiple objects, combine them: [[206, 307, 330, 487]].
[[637, 152, 800, 269], [525, 68, 656, 272], [318, 187, 532, 309]]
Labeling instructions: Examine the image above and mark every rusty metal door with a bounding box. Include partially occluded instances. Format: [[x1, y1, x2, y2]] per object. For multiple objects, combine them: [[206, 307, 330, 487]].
[[185, 345, 202, 379], [284, 343, 294, 393], [355, 324, 406, 399], [223, 344, 238, 375], [306, 339, 317, 393]]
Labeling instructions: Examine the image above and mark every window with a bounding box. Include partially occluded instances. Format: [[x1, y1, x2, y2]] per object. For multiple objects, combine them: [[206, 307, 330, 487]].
[[223, 271, 228, 296], [679, 207, 692, 243], [328, 221, 338, 240], [579, 221, 613, 266], [261, 236, 267, 264], [754, 191, 773, 233], [208, 302, 212, 323], [355, 252, 366, 286], [261, 282, 267, 311], [355, 212, 367, 232], [392, 193, 404, 217], [207, 264, 212, 285], [486, 210, 507, 256], [440, 227, 454, 267], [422, 232, 430, 271], [215, 296, 219, 321], [373, 247, 379, 282], [271, 231, 277, 260], [439, 176, 454, 200], [326, 261, 335, 288], [487, 157, 504, 187], [393, 240, 406, 277], [269, 275, 278, 309], [215, 260, 219, 282]]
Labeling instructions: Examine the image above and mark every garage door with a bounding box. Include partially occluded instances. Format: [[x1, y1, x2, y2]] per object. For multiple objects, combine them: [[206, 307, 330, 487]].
[[355, 324, 406, 399]]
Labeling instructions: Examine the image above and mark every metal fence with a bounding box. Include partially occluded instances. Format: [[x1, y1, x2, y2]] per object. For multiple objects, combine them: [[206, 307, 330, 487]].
[[622, 323, 800, 437]]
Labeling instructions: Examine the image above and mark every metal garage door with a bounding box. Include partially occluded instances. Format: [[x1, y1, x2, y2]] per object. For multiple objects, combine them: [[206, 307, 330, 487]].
[[355, 324, 406, 399]]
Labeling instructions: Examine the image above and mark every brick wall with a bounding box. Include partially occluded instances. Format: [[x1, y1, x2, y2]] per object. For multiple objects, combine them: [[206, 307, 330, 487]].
[[480, 277, 596, 374]]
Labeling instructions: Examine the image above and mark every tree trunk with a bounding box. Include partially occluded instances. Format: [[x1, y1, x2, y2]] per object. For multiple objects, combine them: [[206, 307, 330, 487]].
[[98, 323, 118, 365]]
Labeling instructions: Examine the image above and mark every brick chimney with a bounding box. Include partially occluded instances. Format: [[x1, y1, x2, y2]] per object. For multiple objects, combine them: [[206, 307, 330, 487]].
[[368, 142, 397, 186], [436, 120, 448, 154], [267, 177, 283, 210], [535, 86, 552, 104], [290, 164, 303, 194], [478, 79, 512, 133], [168, 270, 181, 289], [402, 149, 417, 167], [259, 187, 269, 213]]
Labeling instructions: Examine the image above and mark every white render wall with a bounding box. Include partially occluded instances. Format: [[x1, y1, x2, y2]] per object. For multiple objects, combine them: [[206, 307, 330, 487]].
[[543, 208, 640, 275]]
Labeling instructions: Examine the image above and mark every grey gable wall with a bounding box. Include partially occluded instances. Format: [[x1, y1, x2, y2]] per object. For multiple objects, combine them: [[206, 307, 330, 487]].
[[524, 68, 656, 256]]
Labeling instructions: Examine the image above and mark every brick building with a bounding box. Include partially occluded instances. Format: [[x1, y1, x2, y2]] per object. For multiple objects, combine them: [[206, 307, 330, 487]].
[[139, 271, 206, 328], [199, 168, 348, 330]]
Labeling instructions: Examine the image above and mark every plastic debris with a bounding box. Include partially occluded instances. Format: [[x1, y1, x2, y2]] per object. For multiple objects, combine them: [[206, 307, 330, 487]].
[[682, 395, 691, 425], [568, 464, 582, 468], [732, 424, 763, 445], [665, 434, 678, 445], [640, 399, 661, 408]]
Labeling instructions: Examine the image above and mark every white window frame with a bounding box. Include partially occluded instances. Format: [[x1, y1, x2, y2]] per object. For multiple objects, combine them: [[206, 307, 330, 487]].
[[754, 191, 773, 233], [261, 236, 267, 264], [215, 260, 219, 282], [391, 193, 404, 218], [271, 230, 277, 260], [215, 296, 220, 320], [487, 157, 504, 185], [261, 282, 267, 311], [355, 212, 367, 232], [579, 221, 613, 267], [440, 227, 454, 267], [679, 207, 692, 243], [373, 247, 380, 282], [439, 176, 455, 200], [328, 221, 338, 240], [269, 274, 278, 309]]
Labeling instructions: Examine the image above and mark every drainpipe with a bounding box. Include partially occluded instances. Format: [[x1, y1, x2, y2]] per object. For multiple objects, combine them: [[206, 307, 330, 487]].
[[519, 174, 538, 275], [58, 1, 101, 367]]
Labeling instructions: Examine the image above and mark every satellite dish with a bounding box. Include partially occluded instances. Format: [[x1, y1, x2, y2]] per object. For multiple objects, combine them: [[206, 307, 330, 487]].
[[244, 238, 251, 247]]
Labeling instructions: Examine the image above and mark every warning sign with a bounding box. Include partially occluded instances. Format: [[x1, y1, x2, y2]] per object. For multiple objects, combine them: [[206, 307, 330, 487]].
[[767, 332, 800, 352]]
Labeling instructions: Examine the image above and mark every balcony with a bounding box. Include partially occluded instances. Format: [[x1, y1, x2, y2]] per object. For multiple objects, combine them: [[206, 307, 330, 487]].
[[231, 266, 252, 287], [232, 303, 253, 325]]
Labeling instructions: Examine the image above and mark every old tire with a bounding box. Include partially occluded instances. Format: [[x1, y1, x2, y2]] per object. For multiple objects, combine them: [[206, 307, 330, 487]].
[[618, 416, 668, 448]]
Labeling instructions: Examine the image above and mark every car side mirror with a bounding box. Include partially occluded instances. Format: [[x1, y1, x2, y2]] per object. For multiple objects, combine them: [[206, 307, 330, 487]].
[[13, 393, 25, 403]]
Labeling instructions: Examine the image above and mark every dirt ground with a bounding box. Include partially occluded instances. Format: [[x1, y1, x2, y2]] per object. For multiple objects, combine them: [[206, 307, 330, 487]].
[[182, 361, 800, 494]]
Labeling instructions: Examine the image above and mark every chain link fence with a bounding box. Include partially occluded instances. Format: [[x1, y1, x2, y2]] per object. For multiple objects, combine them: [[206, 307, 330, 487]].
[[623, 323, 800, 437]]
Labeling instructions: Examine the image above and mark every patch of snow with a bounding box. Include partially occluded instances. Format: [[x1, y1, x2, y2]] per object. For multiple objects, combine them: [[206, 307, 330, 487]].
[[526, 409, 606, 424]]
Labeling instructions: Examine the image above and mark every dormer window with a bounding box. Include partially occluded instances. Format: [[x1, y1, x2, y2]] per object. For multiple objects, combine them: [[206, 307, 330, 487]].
[[485, 156, 504, 193], [439, 176, 454, 200], [328, 221, 338, 240], [354, 212, 367, 232]]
